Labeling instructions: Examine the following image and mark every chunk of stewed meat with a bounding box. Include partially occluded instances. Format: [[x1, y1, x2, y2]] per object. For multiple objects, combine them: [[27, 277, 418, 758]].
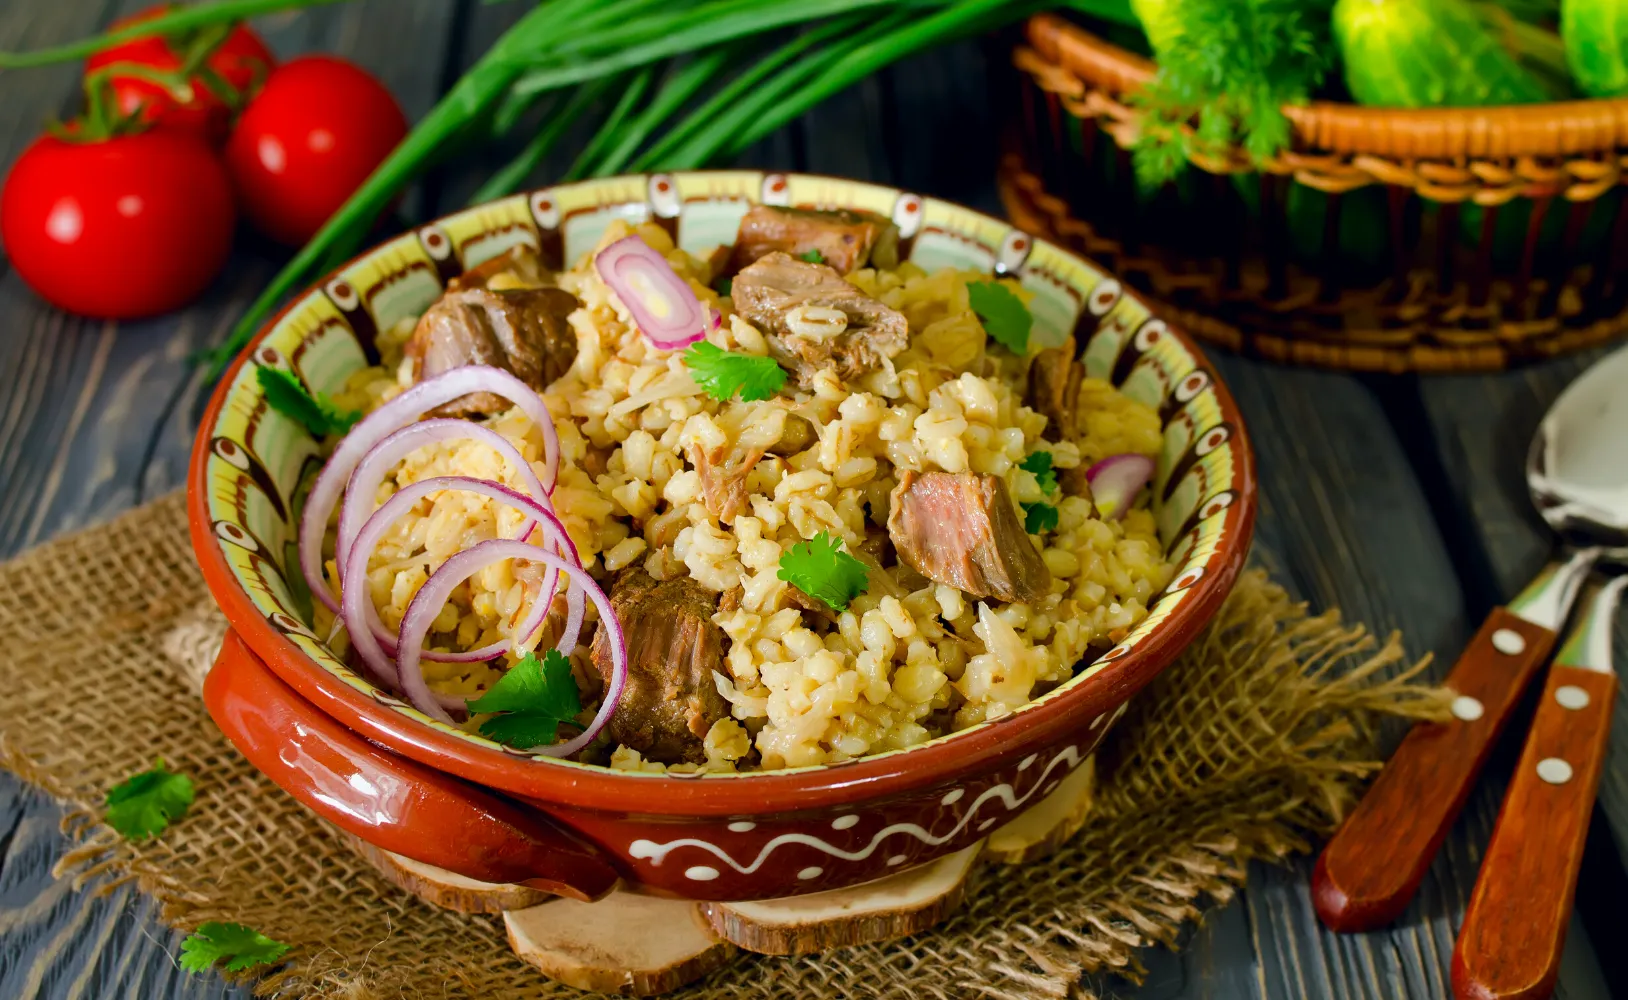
[[887, 471, 1052, 603], [727, 205, 900, 275], [405, 286, 579, 416], [693, 446, 765, 525], [731, 252, 908, 389], [447, 245, 550, 292], [589, 568, 731, 765], [1026, 337, 1082, 443], [1024, 337, 1094, 502]]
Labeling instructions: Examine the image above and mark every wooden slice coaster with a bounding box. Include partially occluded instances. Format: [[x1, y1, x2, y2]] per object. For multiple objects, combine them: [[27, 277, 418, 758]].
[[342, 833, 551, 914], [697, 842, 982, 956], [983, 754, 1096, 865], [504, 892, 738, 996], [340, 753, 1095, 992]]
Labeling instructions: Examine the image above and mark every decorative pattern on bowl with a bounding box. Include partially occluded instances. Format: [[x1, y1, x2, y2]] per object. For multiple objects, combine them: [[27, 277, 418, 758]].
[[190, 171, 1256, 901]]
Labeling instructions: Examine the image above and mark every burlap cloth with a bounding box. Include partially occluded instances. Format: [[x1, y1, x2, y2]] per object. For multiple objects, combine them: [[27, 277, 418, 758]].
[[0, 492, 1449, 999]]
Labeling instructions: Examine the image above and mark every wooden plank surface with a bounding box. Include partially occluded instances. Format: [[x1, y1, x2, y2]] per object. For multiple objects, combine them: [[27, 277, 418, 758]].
[[0, 2, 1623, 998]]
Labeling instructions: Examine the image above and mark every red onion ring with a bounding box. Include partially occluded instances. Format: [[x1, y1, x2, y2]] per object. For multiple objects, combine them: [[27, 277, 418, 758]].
[[594, 234, 711, 351], [342, 476, 585, 692], [298, 366, 559, 613], [1085, 453, 1156, 521], [398, 538, 626, 757], [344, 503, 571, 666], [338, 418, 548, 574]]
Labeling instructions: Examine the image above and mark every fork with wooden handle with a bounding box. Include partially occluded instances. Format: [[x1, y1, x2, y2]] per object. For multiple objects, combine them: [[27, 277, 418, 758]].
[[1451, 573, 1625, 1000], [1310, 549, 1598, 932]]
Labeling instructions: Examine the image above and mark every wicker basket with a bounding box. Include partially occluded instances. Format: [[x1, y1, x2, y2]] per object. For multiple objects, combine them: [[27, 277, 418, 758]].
[[1002, 13, 1628, 371]]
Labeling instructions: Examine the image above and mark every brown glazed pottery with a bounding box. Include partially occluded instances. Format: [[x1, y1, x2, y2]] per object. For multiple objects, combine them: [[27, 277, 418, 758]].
[[188, 171, 1256, 902]]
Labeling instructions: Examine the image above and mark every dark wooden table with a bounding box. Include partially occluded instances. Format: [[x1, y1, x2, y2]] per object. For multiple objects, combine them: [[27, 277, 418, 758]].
[[2, 3, 1627, 998]]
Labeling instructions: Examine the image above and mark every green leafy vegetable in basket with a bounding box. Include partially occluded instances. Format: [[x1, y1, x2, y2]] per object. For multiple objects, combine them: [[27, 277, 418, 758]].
[[1563, 0, 1628, 96], [1332, 0, 1549, 106], [1127, 0, 1334, 188]]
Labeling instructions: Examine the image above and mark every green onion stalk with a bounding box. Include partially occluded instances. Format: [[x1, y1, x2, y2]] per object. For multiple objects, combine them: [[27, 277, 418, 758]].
[[2, 0, 1138, 380]]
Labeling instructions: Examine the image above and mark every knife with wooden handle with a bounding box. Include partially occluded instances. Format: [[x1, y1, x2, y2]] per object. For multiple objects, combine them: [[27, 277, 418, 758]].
[[1311, 548, 1600, 933], [1451, 574, 1625, 1000]]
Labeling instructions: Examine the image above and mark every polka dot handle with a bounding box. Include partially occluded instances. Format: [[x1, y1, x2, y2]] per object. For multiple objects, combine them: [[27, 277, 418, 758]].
[[1310, 607, 1559, 933], [1452, 581, 1624, 1000]]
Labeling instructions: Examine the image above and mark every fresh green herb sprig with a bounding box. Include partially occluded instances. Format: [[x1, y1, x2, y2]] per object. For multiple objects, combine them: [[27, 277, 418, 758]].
[[106, 761, 194, 840], [1128, 0, 1332, 188], [967, 280, 1033, 354], [683, 341, 788, 401], [778, 531, 870, 612], [256, 366, 360, 437], [1020, 451, 1058, 494], [1023, 502, 1059, 534], [797, 249, 827, 265], [179, 922, 292, 974], [467, 650, 583, 749]]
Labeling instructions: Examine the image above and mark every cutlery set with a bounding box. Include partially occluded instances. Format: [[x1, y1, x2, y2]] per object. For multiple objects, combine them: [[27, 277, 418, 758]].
[[1313, 346, 1628, 1000]]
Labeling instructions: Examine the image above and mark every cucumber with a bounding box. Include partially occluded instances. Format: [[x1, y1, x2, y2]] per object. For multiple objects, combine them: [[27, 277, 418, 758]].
[[1333, 0, 1549, 106], [1563, 0, 1628, 96]]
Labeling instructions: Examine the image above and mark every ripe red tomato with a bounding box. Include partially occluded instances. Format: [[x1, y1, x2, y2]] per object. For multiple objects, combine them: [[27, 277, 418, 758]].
[[0, 130, 236, 319], [225, 55, 407, 246], [85, 4, 275, 143]]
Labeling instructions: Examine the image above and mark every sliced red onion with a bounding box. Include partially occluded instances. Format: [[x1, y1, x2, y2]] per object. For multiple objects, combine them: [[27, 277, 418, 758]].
[[342, 476, 584, 691], [298, 366, 559, 612], [594, 235, 711, 350], [399, 538, 626, 757], [338, 418, 548, 572], [1085, 453, 1156, 521]]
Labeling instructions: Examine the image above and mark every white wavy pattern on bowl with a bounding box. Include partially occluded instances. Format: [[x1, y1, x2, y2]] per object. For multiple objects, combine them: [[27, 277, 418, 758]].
[[627, 711, 1115, 882], [200, 170, 1244, 774]]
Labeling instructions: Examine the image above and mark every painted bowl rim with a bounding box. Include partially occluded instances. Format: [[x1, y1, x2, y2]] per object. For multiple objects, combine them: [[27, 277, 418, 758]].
[[188, 169, 1257, 818]]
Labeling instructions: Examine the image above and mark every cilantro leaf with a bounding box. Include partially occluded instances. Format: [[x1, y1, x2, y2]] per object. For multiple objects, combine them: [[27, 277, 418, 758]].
[[105, 761, 194, 840], [478, 711, 570, 749], [1023, 502, 1059, 535], [967, 281, 1032, 355], [777, 531, 870, 612], [179, 921, 291, 974], [797, 249, 826, 265], [714, 275, 733, 298], [256, 366, 360, 437], [1019, 451, 1057, 495], [682, 341, 787, 402], [468, 650, 582, 749]]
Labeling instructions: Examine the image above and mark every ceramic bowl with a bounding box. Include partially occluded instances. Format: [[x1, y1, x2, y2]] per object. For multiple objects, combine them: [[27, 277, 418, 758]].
[[189, 171, 1256, 903]]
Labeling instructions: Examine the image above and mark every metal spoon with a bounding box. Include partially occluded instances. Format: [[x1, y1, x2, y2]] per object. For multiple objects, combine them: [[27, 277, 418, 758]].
[[1312, 344, 1628, 933]]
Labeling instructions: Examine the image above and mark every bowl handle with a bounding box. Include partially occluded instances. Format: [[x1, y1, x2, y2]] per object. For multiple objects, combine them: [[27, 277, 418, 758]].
[[203, 629, 621, 902]]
